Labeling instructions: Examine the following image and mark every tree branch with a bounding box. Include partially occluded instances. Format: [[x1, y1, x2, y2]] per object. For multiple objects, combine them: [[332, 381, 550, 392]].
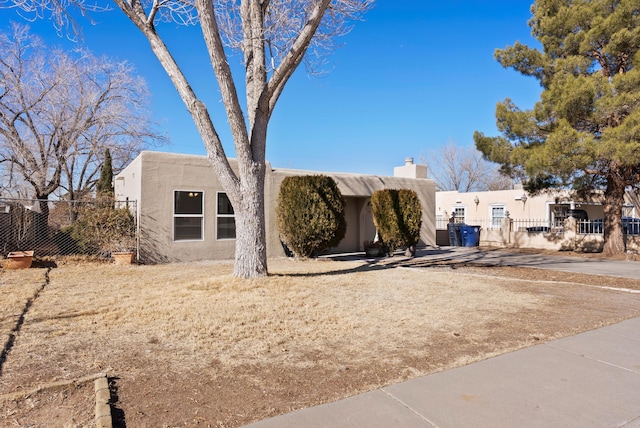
[[113, 0, 240, 196], [266, 0, 331, 112]]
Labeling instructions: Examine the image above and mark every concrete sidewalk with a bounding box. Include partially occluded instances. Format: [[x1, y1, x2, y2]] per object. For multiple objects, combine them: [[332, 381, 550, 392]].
[[243, 317, 640, 427]]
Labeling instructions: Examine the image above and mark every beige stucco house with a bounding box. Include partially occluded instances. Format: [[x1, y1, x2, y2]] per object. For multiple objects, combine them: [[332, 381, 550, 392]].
[[437, 187, 573, 228], [435, 187, 640, 251], [115, 151, 436, 263]]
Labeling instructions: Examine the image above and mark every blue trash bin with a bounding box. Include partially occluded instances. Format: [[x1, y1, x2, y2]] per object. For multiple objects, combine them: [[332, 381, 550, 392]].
[[461, 225, 481, 247], [447, 223, 462, 246]]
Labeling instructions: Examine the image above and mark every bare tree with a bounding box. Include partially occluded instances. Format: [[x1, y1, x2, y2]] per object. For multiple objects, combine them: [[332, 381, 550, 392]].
[[0, 24, 159, 222], [3, 0, 373, 277], [484, 170, 515, 192], [0, 162, 31, 198], [423, 141, 513, 192]]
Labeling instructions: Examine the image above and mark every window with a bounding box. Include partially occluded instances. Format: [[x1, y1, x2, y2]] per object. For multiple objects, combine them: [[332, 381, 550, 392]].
[[622, 205, 636, 218], [552, 205, 569, 227], [217, 192, 236, 240], [490, 205, 506, 229], [174, 191, 203, 241], [452, 206, 465, 223]]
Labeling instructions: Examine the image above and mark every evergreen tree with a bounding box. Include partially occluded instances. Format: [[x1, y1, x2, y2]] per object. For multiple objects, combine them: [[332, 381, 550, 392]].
[[97, 148, 114, 198], [474, 0, 640, 255]]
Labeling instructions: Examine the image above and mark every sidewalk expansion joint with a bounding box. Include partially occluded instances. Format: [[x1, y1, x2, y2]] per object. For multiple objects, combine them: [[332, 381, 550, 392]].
[[545, 342, 640, 374], [380, 387, 439, 427]]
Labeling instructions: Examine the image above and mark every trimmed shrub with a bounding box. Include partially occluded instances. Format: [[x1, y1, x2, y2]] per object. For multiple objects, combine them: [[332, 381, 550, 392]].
[[276, 175, 346, 258], [370, 188, 422, 254]]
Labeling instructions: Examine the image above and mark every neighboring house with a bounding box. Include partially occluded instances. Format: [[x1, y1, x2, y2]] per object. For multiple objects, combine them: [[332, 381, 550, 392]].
[[0, 201, 41, 253], [115, 152, 436, 263], [435, 188, 640, 251]]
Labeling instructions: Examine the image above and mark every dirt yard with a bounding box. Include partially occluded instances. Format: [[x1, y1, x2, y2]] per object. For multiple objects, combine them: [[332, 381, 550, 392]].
[[2, 252, 640, 427]]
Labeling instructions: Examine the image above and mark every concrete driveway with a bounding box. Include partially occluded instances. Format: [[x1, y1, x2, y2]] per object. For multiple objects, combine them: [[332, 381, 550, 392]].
[[411, 246, 640, 280]]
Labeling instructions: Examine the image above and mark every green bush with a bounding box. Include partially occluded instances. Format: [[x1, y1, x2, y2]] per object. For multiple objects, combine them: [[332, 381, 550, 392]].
[[276, 175, 346, 258], [370, 189, 422, 254], [63, 204, 136, 255]]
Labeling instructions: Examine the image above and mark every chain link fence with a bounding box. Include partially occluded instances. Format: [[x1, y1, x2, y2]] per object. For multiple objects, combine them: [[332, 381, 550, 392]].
[[0, 198, 137, 259]]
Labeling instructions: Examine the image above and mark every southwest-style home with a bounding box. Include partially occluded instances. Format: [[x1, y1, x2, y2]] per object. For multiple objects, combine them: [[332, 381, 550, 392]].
[[435, 187, 640, 251], [115, 152, 436, 263]]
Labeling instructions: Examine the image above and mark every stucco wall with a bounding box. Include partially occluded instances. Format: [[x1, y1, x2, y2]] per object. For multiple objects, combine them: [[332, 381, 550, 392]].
[[436, 188, 640, 226], [266, 168, 436, 256], [436, 188, 572, 224], [435, 188, 640, 252], [116, 152, 240, 263], [118, 151, 436, 263], [477, 217, 640, 253], [114, 154, 142, 214]]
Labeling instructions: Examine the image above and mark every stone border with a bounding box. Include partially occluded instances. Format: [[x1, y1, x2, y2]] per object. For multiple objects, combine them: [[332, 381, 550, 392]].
[[0, 371, 111, 426], [94, 375, 112, 428]]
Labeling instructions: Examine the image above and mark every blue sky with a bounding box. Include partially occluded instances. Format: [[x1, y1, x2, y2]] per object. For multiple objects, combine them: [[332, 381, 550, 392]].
[[3, 1, 542, 176]]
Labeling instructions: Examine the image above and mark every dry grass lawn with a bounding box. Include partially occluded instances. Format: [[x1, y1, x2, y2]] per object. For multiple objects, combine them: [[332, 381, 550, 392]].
[[1, 255, 640, 427]]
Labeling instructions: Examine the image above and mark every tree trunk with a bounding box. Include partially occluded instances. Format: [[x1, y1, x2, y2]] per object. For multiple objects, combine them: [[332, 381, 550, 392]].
[[232, 164, 268, 278], [133, 26, 268, 277], [36, 196, 50, 243], [602, 175, 626, 255]]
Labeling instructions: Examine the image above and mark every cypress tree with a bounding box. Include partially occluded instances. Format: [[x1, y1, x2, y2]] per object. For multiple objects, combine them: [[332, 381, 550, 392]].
[[97, 148, 114, 198]]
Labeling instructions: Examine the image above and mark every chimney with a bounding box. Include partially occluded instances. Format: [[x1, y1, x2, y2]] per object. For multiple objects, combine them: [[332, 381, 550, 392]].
[[394, 157, 427, 179]]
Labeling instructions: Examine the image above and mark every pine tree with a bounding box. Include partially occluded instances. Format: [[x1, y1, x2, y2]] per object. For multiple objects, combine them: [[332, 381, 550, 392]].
[[474, 0, 640, 255]]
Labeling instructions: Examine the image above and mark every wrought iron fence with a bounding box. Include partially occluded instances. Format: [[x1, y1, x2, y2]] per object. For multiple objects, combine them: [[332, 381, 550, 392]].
[[578, 219, 602, 235], [436, 218, 493, 230], [437, 217, 560, 233], [510, 219, 559, 233], [577, 218, 640, 235], [469, 219, 499, 230], [437, 216, 640, 236], [0, 198, 137, 259]]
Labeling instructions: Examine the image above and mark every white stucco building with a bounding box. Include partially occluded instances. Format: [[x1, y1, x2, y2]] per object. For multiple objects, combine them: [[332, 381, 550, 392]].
[[435, 187, 640, 251]]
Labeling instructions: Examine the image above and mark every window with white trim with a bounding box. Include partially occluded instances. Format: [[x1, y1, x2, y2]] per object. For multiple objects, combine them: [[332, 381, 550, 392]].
[[490, 204, 506, 229], [217, 192, 236, 240], [622, 205, 636, 218], [452, 206, 465, 223], [174, 190, 203, 241], [552, 205, 569, 227]]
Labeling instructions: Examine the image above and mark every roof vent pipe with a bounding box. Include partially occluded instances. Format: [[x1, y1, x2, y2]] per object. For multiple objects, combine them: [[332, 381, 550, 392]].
[[405, 157, 414, 165]]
